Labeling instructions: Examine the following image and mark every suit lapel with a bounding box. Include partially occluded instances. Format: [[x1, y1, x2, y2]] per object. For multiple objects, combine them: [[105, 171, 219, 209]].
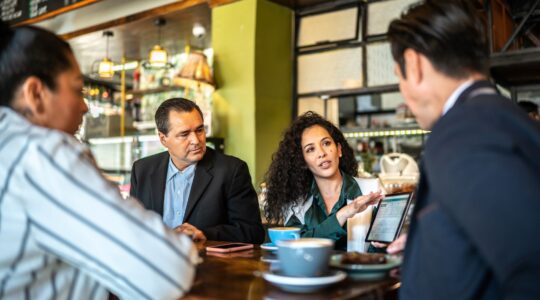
[[151, 152, 169, 216], [183, 149, 214, 222]]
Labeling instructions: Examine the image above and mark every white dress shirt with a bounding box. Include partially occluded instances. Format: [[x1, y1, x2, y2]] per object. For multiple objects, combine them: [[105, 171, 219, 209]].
[[0, 107, 198, 300]]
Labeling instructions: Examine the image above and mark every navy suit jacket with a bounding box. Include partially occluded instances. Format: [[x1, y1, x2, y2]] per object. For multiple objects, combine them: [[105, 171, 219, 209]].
[[401, 81, 540, 300], [130, 148, 265, 244]]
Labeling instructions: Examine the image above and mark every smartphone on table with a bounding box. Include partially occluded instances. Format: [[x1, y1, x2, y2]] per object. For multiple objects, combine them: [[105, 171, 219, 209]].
[[206, 243, 254, 253]]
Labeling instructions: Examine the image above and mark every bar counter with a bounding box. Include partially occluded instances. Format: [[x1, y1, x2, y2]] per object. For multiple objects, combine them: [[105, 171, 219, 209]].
[[183, 241, 400, 300]]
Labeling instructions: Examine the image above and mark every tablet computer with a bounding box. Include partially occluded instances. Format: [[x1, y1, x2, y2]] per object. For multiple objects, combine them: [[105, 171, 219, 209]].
[[365, 192, 414, 243]]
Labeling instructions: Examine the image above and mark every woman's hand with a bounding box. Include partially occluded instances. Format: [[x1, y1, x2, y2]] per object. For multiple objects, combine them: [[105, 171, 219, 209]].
[[336, 191, 383, 225]]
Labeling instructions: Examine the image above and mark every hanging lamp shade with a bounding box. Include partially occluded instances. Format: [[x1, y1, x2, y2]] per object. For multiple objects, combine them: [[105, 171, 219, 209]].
[[98, 31, 114, 78], [144, 18, 172, 69], [175, 51, 215, 92], [98, 58, 114, 78], [149, 44, 168, 67]]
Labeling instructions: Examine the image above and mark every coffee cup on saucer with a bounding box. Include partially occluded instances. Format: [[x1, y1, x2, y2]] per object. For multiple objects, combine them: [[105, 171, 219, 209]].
[[277, 238, 334, 277], [268, 227, 300, 245]]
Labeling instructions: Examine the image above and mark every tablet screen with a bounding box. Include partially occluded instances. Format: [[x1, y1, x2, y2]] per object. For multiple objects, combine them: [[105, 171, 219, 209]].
[[365, 192, 413, 243]]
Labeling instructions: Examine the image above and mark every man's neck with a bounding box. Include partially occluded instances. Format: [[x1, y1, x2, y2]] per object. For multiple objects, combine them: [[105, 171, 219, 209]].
[[435, 73, 487, 116], [170, 157, 194, 172]]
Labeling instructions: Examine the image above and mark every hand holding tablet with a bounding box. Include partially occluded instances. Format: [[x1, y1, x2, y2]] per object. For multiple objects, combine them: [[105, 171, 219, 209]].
[[365, 192, 414, 243]]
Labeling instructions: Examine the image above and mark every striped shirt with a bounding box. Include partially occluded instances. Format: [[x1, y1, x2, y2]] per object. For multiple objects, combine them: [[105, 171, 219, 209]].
[[0, 107, 199, 300]]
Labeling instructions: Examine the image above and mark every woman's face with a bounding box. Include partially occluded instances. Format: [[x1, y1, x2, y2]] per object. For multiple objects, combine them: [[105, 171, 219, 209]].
[[301, 125, 342, 180], [35, 53, 88, 135]]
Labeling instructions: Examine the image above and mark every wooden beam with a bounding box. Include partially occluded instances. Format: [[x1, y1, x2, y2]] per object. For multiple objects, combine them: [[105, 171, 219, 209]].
[[13, 0, 101, 27], [208, 0, 240, 8], [61, 0, 210, 40]]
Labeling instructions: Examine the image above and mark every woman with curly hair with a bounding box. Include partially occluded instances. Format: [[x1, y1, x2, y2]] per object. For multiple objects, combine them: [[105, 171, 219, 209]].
[[264, 111, 383, 250]]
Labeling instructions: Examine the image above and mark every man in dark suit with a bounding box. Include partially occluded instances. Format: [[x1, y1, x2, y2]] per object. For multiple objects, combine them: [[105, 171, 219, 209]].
[[130, 98, 265, 244], [382, 1, 540, 299]]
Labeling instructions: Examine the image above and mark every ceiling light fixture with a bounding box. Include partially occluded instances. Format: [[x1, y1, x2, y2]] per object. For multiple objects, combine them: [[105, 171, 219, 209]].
[[98, 31, 114, 78], [148, 18, 169, 68]]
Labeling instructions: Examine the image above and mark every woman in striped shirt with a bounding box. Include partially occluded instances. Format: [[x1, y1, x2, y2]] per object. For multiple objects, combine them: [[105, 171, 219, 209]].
[[0, 21, 198, 299]]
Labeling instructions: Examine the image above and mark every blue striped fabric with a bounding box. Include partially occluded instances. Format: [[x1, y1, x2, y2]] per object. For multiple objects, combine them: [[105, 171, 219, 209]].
[[0, 107, 198, 300]]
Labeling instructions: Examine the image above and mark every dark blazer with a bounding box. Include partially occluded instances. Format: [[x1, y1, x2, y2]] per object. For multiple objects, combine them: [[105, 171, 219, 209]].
[[401, 81, 540, 300], [130, 148, 265, 244]]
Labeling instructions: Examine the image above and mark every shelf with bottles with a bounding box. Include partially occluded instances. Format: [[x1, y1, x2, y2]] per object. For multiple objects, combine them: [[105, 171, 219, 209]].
[[340, 92, 428, 175], [125, 51, 215, 136]]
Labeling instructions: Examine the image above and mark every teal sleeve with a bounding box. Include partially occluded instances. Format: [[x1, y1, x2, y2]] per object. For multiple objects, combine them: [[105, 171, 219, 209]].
[[285, 214, 347, 241]]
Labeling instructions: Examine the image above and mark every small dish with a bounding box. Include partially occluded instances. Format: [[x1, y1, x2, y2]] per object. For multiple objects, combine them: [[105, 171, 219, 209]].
[[329, 254, 402, 280], [262, 269, 346, 293], [260, 242, 278, 251]]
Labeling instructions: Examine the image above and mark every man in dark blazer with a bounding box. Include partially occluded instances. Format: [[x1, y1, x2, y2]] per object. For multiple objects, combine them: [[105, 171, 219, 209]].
[[381, 1, 540, 299], [130, 98, 265, 244]]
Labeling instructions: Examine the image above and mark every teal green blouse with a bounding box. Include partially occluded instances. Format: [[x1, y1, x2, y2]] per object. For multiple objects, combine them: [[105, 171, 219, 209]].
[[285, 172, 362, 249]]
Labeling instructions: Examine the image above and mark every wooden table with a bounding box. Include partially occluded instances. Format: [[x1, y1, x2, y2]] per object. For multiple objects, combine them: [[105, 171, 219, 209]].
[[183, 241, 400, 300]]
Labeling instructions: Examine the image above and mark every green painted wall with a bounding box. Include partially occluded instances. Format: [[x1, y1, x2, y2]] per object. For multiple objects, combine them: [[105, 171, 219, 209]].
[[212, 0, 293, 186], [212, 0, 257, 177], [254, 1, 292, 185]]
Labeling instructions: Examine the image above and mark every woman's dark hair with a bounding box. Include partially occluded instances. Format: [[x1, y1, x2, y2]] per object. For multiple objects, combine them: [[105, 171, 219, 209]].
[[155, 98, 204, 134], [263, 111, 358, 225], [387, 0, 489, 79], [0, 21, 74, 107]]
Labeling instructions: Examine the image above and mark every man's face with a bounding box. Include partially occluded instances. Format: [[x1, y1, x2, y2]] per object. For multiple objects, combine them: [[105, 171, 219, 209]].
[[394, 61, 439, 130], [159, 109, 206, 170], [42, 54, 88, 135]]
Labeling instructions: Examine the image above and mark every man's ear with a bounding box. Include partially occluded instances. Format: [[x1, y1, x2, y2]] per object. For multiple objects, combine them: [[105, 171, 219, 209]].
[[403, 48, 423, 85], [158, 131, 168, 148]]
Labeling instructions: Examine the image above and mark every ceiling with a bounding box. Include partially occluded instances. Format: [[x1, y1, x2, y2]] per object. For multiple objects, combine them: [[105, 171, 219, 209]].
[[69, 3, 212, 75]]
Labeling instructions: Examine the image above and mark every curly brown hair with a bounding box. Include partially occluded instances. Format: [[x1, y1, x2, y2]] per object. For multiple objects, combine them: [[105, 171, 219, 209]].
[[263, 111, 358, 225]]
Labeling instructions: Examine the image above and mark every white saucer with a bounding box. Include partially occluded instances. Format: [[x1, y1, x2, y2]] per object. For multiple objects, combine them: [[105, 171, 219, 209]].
[[260, 255, 279, 263], [260, 242, 278, 251], [262, 269, 346, 293]]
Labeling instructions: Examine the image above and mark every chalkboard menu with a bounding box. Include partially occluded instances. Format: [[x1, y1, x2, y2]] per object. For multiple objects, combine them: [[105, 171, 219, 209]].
[[1, 0, 83, 24]]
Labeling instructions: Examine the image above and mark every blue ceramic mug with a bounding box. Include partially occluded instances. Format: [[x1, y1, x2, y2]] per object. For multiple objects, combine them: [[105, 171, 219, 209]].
[[277, 238, 334, 277], [268, 227, 300, 245]]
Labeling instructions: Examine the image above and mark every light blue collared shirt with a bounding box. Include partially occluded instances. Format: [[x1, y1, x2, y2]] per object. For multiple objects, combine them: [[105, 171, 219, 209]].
[[442, 80, 474, 116], [163, 159, 196, 229]]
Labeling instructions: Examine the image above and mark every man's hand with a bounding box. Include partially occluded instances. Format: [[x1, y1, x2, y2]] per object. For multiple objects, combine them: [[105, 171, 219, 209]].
[[371, 233, 407, 254], [174, 223, 207, 243]]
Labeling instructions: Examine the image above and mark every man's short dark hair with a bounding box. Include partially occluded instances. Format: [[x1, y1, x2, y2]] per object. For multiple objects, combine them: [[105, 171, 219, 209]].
[[387, 0, 489, 79], [518, 101, 539, 114], [0, 21, 73, 107], [155, 98, 204, 134]]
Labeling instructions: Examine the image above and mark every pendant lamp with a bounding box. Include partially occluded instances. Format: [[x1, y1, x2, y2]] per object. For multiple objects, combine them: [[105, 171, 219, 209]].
[[98, 31, 114, 78], [148, 18, 168, 68]]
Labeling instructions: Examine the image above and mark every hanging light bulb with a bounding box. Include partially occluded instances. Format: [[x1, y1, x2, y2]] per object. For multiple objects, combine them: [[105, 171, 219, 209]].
[[98, 31, 114, 78], [149, 18, 168, 67]]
